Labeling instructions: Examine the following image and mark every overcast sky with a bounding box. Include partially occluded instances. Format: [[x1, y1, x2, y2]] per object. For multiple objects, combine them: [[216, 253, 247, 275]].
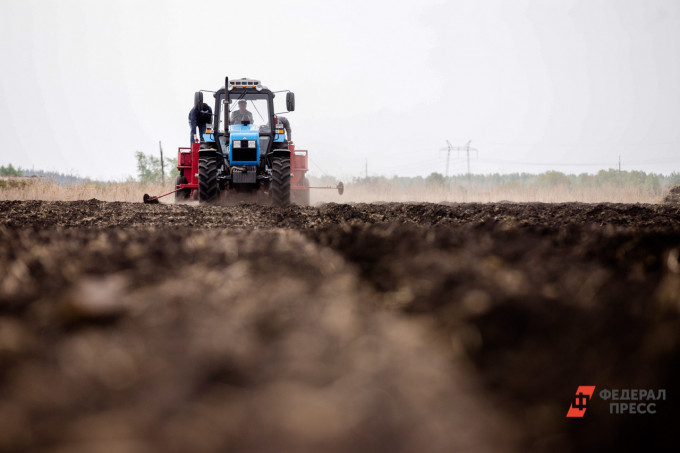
[[1, 0, 679, 181]]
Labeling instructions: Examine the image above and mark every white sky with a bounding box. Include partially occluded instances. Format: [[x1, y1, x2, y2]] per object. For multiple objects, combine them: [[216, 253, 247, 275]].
[[1, 0, 679, 181]]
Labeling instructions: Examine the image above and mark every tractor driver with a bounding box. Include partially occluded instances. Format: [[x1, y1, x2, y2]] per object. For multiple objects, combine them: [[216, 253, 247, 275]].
[[230, 100, 254, 125]]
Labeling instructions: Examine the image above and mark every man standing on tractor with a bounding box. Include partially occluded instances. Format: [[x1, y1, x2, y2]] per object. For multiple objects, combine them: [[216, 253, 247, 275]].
[[278, 116, 293, 145], [188, 102, 213, 144], [230, 100, 254, 124]]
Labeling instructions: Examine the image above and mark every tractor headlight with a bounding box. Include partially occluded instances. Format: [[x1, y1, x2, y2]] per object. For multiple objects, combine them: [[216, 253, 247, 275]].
[[233, 141, 241, 148], [248, 140, 256, 148]]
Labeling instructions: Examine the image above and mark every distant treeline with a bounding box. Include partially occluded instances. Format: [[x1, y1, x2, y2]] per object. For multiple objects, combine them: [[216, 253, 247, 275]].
[[1, 164, 96, 185], [4, 162, 680, 190], [341, 169, 680, 191], [1, 152, 179, 185]]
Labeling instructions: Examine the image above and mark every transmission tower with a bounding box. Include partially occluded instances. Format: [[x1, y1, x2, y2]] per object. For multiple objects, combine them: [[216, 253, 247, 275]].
[[439, 140, 479, 184]]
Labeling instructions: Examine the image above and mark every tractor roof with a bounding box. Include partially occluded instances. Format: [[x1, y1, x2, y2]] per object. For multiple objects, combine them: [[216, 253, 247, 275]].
[[229, 78, 261, 88], [214, 84, 274, 98]]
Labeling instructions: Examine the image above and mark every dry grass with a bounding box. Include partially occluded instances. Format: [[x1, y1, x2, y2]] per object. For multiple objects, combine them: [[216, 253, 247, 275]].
[[0, 177, 670, 204], [0, 177, 173, 203]]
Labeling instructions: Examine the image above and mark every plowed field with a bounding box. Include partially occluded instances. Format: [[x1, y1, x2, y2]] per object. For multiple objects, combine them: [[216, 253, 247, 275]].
[[1, 200, 680, 452]]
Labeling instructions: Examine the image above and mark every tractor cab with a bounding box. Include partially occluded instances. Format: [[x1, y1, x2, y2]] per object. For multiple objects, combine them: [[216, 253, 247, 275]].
[[214, 79, 274, 165], [214, 80, 275, 166], [209, 77, 296, 172]]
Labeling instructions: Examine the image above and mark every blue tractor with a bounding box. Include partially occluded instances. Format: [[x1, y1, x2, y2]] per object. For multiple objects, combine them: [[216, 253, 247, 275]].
[[193, 77, 297, 206]]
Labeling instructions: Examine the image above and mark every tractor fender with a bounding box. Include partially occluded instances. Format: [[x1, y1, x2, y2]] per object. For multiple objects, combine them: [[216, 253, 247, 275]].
[[269, 148, 291, 159], [198, 148, 218, 158]]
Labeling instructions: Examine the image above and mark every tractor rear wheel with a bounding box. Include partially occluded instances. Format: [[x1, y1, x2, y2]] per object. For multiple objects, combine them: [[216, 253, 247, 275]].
[[175, 174, 191, 202], [198, 156, 219, 203], [271, 156, 291, 207]]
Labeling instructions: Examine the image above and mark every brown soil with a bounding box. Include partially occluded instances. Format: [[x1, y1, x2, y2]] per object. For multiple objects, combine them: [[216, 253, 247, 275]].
[[1, 200, 680, 452]]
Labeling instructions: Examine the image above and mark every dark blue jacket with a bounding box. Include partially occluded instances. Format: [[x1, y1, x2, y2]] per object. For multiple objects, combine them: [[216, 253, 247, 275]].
[[188, 103, 213, 131]]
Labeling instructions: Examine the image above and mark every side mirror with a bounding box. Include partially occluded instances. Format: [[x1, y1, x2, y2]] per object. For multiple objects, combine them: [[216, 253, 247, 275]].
[[286, 92, 295, 112], [194, 91, 203, 110]]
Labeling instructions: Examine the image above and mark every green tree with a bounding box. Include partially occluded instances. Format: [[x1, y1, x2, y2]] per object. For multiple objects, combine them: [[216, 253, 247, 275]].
[[0, 164, 22, 177], [165, 157, 179, 181], [537, 171, 571, 188], [135, 152, 178, 184], [575, 173, 595, 188], [425, 172, 445, 187], [136, 151, 161, 183]]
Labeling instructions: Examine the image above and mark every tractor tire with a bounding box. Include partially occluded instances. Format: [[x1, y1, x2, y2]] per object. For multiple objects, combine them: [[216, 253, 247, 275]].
[[198, 156, 219, 203], [271, 156, 291, 207], [175, 174, 191, 202]]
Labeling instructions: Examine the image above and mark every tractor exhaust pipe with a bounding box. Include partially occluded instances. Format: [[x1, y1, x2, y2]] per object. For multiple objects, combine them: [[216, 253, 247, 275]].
[[224, 76, 229, 131]]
